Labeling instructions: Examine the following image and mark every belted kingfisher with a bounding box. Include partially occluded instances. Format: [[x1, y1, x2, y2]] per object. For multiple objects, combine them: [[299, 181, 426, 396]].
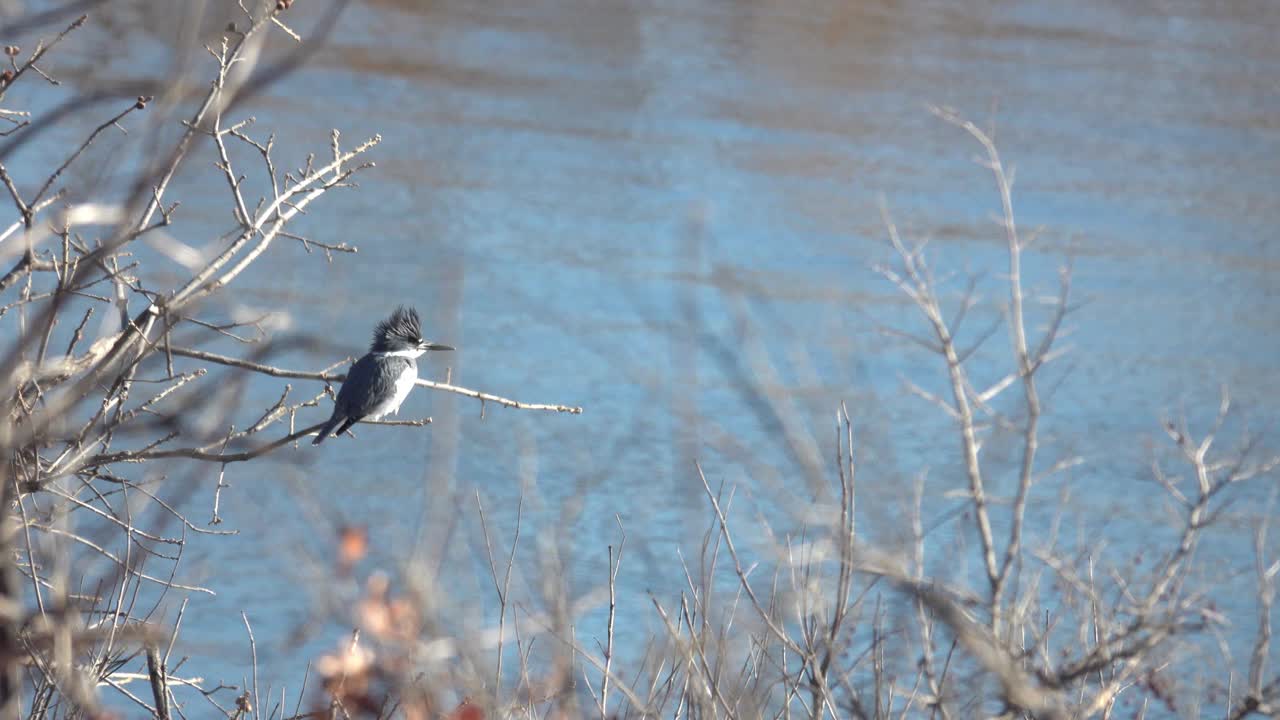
[[312, 306, 454, 445]]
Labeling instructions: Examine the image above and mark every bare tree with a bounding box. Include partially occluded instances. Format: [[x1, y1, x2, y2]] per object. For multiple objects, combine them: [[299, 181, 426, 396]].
[[560, 108, 1279, 720], [0, 3, 579, 717]]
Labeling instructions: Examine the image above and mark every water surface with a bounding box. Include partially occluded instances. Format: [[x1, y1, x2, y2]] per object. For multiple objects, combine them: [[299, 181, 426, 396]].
[[12, 0, 1280, 706]]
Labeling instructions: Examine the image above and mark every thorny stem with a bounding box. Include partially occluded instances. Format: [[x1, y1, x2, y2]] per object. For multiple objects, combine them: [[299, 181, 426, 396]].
[[931, 107, 1046, 639], [878, 204, 1000, 597]]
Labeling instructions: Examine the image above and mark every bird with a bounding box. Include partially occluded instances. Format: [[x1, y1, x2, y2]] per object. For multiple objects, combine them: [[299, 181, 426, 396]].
[[312, 306, 453, 445]]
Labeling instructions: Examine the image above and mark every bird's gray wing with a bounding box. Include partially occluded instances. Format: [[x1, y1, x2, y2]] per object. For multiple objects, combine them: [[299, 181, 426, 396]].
[[335, 354, 411, 419]]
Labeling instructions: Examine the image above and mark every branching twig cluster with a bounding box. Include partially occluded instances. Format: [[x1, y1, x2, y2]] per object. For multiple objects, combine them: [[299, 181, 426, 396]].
[[0, 4, 580, 718], [479, 108, 1273, 720]]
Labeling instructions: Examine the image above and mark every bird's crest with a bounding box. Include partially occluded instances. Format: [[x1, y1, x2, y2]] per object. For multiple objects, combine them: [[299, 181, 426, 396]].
[[371, 306, 422, 350]]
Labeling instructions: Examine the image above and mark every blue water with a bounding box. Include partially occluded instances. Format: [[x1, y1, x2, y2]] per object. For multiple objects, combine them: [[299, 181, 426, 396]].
[[3, 0, 1278, 714]]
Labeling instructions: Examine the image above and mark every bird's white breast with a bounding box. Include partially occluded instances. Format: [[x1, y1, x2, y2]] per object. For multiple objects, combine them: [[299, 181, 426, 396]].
[[367, 362, 418, 420]]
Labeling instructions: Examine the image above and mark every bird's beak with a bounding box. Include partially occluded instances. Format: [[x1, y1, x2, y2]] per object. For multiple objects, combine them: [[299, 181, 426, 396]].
[[423, 342, 454, 352]]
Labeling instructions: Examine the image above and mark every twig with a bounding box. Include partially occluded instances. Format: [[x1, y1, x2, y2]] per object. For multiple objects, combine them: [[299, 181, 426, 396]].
[[146, 644, 171, 720], [600, 516, 626, 718], [415, 378, 582, 414], [31, 99, 143, 207], [166, 345, 583, 413], [243, 612, 260, 720], [477, 492, 522, 694]]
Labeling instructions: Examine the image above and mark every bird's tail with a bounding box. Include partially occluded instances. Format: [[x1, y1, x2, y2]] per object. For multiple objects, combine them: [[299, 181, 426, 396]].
[[312, 414, 344, 445]]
